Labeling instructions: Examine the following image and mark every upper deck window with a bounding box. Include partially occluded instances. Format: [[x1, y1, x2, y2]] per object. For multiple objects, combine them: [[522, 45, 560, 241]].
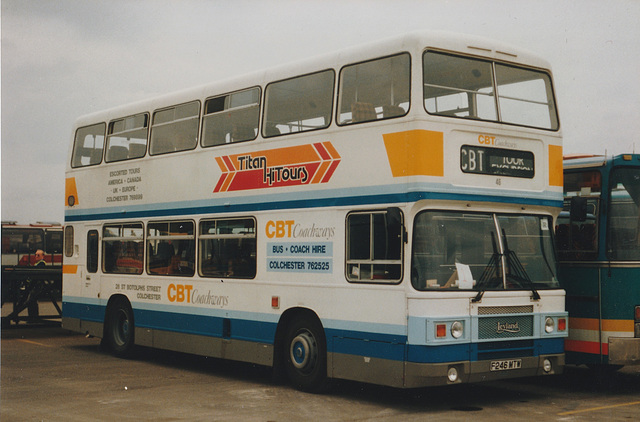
[[263, 70, 334, 137], [338, 53, 410, 125], [71, 123, 105, 168], [202, 87, 260, 147], [106, 113, 149, 162], [150, 101, 200, 155], [423, 51, 558, 130]]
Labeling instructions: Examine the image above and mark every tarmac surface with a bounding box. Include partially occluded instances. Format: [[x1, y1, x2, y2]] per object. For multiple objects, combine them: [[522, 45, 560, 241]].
[[2, 302, 640, 421]]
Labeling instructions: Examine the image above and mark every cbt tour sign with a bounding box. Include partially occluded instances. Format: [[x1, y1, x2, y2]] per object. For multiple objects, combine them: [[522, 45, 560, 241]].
[[214, 142, 341, 192]]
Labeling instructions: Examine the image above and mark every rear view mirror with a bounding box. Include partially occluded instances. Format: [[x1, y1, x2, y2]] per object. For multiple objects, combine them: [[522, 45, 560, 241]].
[[570, 196, 588, 222]]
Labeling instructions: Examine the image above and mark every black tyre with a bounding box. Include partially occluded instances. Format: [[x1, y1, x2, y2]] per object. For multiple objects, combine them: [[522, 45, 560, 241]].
[[104, 297, 136, 358], [284, 315, 329, 393]]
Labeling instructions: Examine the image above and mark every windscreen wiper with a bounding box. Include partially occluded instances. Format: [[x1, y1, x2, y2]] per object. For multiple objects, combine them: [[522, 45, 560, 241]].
[[502, 229, 541, 301], [472, 232, 500, 303]]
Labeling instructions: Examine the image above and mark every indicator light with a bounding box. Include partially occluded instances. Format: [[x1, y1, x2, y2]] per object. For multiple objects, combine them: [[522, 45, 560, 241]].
[[271, 296, 280, 309], [558, 318, 567, 331], [436, 323, 447, 338]]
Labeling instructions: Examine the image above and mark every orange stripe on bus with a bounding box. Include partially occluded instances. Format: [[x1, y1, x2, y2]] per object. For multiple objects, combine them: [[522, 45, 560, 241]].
[[311, 161, 331, 184], [65, 177, 79, 206], [63, 265, 78, 274], [602, 319, 635, 332], [548, 144, 563, 187], [321, 141, 341, 160], [383, 130, 444, 177], [569, 317, 599, 331], [570, 317, 634, 332]]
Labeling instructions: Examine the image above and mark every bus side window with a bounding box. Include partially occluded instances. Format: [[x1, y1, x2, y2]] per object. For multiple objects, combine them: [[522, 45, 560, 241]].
[[199, 218, 256, 279], [346, 210, 403, 283], [150, 101, 200, 155], [263, 70, 334, 137], [338, 53, 410, 125], [202, 87, 260, 147], [71, 123, 105, 168], [87, 230, 99, 273], [147, 221, 195, 277], [106, 113, 148, 162], [103, 223, 144, 274]]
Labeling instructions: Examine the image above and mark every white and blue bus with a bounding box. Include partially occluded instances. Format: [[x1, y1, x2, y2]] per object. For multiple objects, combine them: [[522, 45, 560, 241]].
[[63, 31, 567, 391]]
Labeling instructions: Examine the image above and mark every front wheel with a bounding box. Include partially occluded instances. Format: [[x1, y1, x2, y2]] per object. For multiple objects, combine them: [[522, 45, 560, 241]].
[[104, 298, 136, 358], [284, 315, 329, 393]]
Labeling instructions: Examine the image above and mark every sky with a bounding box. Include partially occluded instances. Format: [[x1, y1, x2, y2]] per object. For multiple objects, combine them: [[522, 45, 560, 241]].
[[2, 0, 639, 224]]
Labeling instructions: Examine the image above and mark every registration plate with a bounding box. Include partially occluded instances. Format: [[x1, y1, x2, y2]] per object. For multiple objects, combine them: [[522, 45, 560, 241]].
[[490, 359, 522, 371]]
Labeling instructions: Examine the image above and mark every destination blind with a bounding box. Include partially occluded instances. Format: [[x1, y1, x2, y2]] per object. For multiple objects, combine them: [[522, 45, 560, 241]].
[[460, 145, 535, 178]]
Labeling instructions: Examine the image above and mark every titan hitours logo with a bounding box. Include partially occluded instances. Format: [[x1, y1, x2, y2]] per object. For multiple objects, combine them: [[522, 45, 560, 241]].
[[496, 321, 520, 334]]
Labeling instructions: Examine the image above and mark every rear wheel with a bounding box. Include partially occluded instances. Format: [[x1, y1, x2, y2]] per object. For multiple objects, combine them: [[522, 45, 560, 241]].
[[104, 298, 135, 358], [284, 315, 329, 393]]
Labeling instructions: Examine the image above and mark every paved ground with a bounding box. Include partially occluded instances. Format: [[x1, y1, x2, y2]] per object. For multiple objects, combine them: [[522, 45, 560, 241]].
[[1, 303, 639, 421]]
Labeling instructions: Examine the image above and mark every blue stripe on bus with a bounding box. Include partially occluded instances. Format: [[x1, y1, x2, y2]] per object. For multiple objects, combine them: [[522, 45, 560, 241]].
[[65, 185, 563, 222], [63, 300, 563, 363]]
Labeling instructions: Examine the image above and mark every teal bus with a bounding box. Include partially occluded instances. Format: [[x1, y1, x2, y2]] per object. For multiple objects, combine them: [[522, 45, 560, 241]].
[[556, 154, 640, 367]]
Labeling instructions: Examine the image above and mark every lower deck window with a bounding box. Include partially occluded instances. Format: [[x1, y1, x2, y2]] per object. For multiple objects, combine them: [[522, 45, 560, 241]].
[[199, 218, 256, 279], [346, 210, 403, 283], [147, 221, 195, 276], [103, 223, 144, 274]]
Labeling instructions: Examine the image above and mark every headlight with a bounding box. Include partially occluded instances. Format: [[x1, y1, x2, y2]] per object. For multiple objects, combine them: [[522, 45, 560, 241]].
[[451, 321, 464, 339], [545, 317, 555, 333]]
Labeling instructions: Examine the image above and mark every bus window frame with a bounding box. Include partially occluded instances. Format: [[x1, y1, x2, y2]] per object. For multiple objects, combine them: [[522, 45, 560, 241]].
[[71, 122, 106, 168], [345, 209, 404, 284], [102, 222, 144, 275], [337, 52, 411, 126], [422, 49, 559, 131], [262, 69, 335, 138], [149, 100, 201, 156], [87, 230, 99, 273], [105, 112, 149, 163], [201, 86, 261, 148], [146, 220, 196, 277], [198, 217, 257, 279], [64, 225, 74, 258]]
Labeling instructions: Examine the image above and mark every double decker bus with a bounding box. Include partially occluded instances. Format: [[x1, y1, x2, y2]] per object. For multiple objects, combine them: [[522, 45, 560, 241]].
[[63, 31, 567, 391], [556, 154, 640, 368]]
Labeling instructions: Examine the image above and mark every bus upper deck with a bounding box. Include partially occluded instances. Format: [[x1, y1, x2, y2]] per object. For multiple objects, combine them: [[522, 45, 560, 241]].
[[65, 31, 562, 224]]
